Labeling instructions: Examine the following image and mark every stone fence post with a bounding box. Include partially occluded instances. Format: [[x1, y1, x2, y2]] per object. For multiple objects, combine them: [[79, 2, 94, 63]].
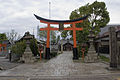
[[109, 27, 117, 68], [117, 31, 120, 69]]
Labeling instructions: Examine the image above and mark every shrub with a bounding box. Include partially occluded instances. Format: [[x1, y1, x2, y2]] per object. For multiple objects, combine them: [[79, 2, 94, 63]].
[[30, 39, 39, 56], [10, 41, 26, 61], [10, 39, 40, 61]]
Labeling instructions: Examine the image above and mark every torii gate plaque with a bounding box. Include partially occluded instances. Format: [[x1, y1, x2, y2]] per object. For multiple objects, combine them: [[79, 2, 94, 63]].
[[34, 14, 88, 60]]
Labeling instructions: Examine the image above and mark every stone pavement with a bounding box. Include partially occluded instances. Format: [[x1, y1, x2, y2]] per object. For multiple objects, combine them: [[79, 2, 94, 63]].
[[0, 51, 120, 80], [0, 57, 19, 70]]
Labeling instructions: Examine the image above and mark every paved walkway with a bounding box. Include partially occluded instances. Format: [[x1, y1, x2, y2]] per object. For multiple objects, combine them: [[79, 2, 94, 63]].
[[0, 57, 19, 70], [0, 51, 120, 80]]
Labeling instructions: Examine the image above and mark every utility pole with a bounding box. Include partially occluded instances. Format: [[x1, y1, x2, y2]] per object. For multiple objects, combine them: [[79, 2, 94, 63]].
[[49, 1, 52, 51], [33, 28, 34, 35], [49, 2, 51, 19]]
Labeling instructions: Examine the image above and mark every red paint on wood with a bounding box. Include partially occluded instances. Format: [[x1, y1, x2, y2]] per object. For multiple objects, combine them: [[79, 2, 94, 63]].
[[46, 24, 50, 48], [72, 23, 77, 48], [39, 20, 84, 49]]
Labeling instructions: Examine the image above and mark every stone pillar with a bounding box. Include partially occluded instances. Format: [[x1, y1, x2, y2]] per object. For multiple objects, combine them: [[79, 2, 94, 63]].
[[117, 41, 120, 69], [58, 44, 61, 54], [43, 46, 46, 58], [109, 27, 117, 68], [61, 40, 63, 53], [116, 30, 120, 69]]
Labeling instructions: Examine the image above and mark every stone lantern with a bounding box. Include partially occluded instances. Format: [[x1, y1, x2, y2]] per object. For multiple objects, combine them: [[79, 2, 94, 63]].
[[84, 30, 98, 62], [20, 32, 36, 63]]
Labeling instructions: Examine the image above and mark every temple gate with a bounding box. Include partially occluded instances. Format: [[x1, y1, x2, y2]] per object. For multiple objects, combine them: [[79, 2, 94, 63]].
[[34, 14, 88, 60]]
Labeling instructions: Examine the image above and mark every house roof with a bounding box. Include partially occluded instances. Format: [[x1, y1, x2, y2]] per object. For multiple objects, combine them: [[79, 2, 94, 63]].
[[58, 39, 74, 45], [96, 24, 120, 41], [99, 24, 120, 37], [2, 40, 10, 44]]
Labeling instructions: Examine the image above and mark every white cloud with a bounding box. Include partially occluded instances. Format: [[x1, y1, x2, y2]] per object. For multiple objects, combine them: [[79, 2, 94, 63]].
[[0, 0, 120, 37]]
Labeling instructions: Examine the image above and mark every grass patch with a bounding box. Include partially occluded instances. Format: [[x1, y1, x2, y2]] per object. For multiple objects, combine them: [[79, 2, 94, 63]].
[[99, 55, 110, 62]]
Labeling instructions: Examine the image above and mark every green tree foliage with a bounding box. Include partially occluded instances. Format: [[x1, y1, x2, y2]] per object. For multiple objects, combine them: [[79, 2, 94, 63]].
[[39, 30, 47, 40], [39, 26, 57, 43], [69, 1, 110, 57], [61, 30, 69, 40], [10, 38, 39, 61], [50, 31, 57, 43], [70, 1, 110, 43], [10, 41, 26, 59], [57, 35, 60, 43], [30, 39, 39, 56], [0, 33, 7, 43]]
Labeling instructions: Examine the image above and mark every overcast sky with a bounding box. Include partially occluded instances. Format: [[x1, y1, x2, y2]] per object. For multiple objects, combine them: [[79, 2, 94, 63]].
[[0, 0, 120, 37]]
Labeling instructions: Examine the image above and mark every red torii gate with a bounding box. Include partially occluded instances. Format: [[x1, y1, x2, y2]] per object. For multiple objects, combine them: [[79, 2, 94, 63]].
[[34, 14, 88, 60]]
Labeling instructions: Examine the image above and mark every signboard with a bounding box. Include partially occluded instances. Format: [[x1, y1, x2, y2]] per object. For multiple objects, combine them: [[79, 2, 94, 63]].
[[59, 22, 64, 31]]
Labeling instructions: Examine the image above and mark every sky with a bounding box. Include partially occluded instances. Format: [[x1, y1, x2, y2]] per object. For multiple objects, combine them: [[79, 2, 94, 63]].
[[0, 0, 120, 38]]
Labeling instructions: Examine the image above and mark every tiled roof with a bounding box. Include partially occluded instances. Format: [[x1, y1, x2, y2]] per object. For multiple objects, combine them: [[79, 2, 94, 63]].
[[99, 24, 120, 38]]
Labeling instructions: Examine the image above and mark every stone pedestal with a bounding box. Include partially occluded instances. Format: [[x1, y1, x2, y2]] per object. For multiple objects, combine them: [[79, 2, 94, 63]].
[[21, 43, 36, 63], [84, 31, 98, 62]]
